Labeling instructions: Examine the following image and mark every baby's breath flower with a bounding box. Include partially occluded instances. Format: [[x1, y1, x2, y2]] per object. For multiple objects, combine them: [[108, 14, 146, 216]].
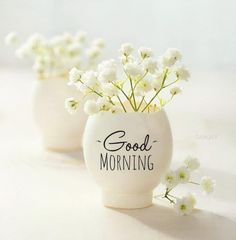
[[170, 87, 182, 96], [65, 97, 79, 114], [174, 196, 194, 216], [98, 68, 117, 83], [62, 33, 73, 44], [110, 106, 123, 113], [5, 32, 18, 46], [175, 66, 190, 81], [33, 61, 44, 74], [92, 38, 105, 49], [142, 58, 157, 73], [200, 177, 215, 194], [81, 71, 98, 88], [75, 31, 87, 43], [98, 59, 116, 72], [136, 79, 152, 93], [86, 46, 102, 59], [49, 36, 64, 47], [27, 33, 45, 50], [138, 47, 153, 59], [97, 97, 112, 111], [160, 56, 172, 67], [75, 81, 89, 94], [176, 167, 190, 183], [119, 43, 134, 56], [84, 100, 99, 115], [152, 80, 161, 91], [119, 55, 135, 64], [162, 170, 178, 189], [66, 43, 189, 114], [157, 156, 213, 216], [166, 48, 182, 61], [102, 83, 118, 96], [7, 32, 105, 79], [155, 71, 164, 81], [69, 67, 83, 85], [68, 43, 82, 57], [160, 48, 182, 67], [124, 62, 143, 76], [97, 59, 117, 83], [184, 156, 200, 171], [152, 71, 163, 91]]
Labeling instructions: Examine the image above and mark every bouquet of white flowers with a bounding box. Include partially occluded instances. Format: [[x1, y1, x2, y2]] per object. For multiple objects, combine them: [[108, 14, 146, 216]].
[[156, 156, 215, 216], [5, 32, 105, 79], [66, 43, 190, 115]]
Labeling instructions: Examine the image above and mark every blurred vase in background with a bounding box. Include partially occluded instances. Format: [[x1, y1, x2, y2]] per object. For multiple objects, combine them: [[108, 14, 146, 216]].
[[32, 77, 87, 151], [5, 31, 105, 151]]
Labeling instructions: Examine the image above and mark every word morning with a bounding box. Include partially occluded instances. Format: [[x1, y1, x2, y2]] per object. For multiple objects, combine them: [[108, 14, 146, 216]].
[[98, 130, 157, 171]]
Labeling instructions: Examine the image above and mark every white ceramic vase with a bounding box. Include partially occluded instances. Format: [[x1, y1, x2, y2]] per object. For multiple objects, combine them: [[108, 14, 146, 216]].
[[32, 77, 87, 152], [83, 111, 173, 209]]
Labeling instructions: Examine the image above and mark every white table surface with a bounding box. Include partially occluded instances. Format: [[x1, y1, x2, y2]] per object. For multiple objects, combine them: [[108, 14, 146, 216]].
[[0, 69, 236, 240]]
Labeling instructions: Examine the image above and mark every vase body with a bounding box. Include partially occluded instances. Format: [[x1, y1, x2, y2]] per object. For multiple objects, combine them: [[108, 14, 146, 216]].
[[83, 111, 173, 209], [32, 77, 87, 152]]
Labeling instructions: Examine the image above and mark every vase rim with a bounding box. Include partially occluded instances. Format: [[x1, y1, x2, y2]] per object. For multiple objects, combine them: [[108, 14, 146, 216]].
[[90, 109, 166, 118]]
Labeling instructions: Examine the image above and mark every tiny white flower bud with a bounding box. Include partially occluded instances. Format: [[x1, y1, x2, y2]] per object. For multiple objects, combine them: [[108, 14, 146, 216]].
[[5, 32, 18, 46], [119, 43, 134, 56], [170, 87, 182, 96], [174, 196, 194, 216], [124, 62, 144, 76], [86, 46, 102, 59], [175, 167, 190, 183], [65, 97, 79, 114], [200, 177, 215, 194], [175, 66, 190, 81], [138, 47, 153, 59], [92, 38, 105, 49]]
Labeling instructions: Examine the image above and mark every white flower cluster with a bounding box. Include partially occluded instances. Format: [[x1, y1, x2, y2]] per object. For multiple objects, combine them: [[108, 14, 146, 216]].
[[159, 156, 215, 216], [66, 43, 190, 115], [5, 32, 105, 79]]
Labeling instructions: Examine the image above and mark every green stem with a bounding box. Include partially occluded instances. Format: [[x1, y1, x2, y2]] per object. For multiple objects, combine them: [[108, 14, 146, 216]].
[[141, 69, 169, 112], [79, 80, 103, 97], [163, 187, 175, 203], [137, 96, 145, 111], [163, 195, 175, 204], [108, 97, 115, 106], [168, 193, 178, 199], [133, 70, 148, 90], [116, 95, 127, 112], [141, 88, 162, 112], [164, 77, 179, 88], [111, 82, 136, 111], [129, 76, 137, 111], [129, 71, 148, 110], [153, 194, 163, 198], [189, 181, 200, 185]]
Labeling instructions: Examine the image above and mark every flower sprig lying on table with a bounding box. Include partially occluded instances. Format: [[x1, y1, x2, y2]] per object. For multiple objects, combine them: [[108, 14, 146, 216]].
[[154, 156, 216, 216], [5, 32, 105, 79], [65, 43, 190, 114]]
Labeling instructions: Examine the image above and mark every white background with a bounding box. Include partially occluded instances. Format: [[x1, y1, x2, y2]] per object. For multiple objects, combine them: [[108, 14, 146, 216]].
[[0, 1, 236, 239], [0, 0, 236, 72]]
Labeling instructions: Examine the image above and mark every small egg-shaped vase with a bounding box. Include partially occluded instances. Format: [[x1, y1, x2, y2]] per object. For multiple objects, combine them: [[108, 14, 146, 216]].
[[83, 111, 172, 209], [32, 77, 87, 152]]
